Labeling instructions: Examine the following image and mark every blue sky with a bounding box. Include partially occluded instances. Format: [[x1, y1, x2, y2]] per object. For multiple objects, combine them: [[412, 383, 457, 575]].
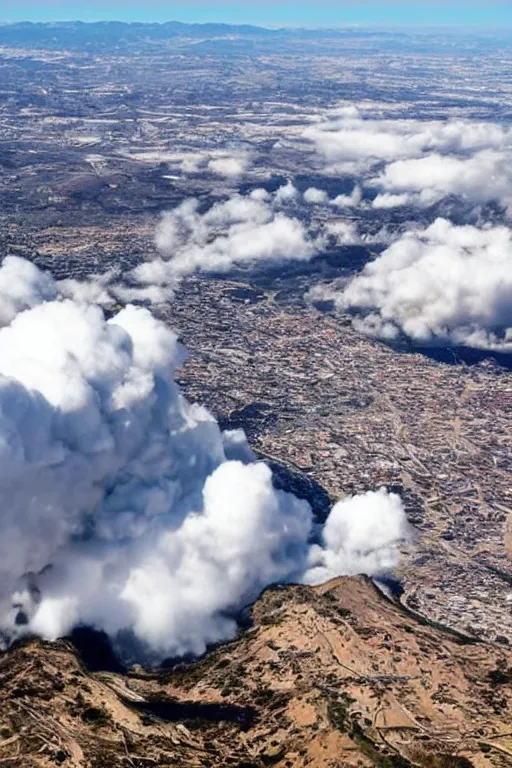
[[0, 1, 511, 27]]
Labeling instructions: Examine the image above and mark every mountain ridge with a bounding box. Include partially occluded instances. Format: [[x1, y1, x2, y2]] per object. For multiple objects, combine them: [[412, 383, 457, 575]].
[[1, 575, 511, 767]]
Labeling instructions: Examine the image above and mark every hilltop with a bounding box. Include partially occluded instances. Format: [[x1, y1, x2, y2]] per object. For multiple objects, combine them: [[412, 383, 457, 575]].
[[1, 576, 511, 767]]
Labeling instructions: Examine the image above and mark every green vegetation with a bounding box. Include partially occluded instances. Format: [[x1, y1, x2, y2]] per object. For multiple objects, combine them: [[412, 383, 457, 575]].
[[488, 660, 512, 686], [350, 723, 413, 767], [326, 692, 356, 733], [422, 758, 474, 768]]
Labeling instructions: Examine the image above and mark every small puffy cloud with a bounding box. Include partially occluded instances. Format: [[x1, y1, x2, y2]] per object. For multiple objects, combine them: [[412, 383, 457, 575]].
[[0, 256, 57, 327], [275, 180, 299, 204], [336, 218, 512, 351], [207, 151, 252, 178], [305, 488, 410, 584], [303, 185, 362, 209], [178, 148, 252, 178], [325, 220, 361, 245], [331, 185, 362, 208], [372, 193, 411, 209], [127, 148, 253, 178], [304, 186, 329, 204], [250, 187, 271, 201]]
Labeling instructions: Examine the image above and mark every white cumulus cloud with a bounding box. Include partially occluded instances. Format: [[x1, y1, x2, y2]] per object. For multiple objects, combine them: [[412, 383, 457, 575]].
[[304, 107, 512, 212], [305, 488, 410, 585], [131, 192, 321, 296], [0, 256, 57, 327], [0, 257, 410, 660], [335, 218, 512, 351]]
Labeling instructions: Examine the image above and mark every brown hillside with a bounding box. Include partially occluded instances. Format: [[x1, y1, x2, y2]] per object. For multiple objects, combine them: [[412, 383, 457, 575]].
[[1, 577, 512, 768]]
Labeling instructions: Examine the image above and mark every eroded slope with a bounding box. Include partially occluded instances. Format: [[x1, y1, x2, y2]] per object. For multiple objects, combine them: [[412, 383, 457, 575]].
[[1, 577, 511, 767]]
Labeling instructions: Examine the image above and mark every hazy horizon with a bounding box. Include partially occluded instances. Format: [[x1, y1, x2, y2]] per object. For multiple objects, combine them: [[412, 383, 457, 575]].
[[1, 1, 511, 28]]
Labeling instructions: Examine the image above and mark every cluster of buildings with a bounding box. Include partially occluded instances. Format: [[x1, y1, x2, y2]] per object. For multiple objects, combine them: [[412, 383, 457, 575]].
[[164, 276, 512, 644]]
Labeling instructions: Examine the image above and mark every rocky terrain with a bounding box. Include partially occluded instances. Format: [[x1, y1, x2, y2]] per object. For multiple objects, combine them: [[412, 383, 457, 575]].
[[2, 576, 512, 768]]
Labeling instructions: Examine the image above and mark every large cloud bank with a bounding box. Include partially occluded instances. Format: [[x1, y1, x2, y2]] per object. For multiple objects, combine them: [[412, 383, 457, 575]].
[[0, 256, 409, 659], [304, 107, 512, 212], [334, 218, 512, 351]]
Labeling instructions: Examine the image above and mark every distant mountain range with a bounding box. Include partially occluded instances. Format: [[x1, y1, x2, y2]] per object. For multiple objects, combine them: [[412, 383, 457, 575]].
[[0, 20, 264, 49], [0, 20, 508, 56], [1, 19, 281, 36], [0, 19, 404, 51]]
